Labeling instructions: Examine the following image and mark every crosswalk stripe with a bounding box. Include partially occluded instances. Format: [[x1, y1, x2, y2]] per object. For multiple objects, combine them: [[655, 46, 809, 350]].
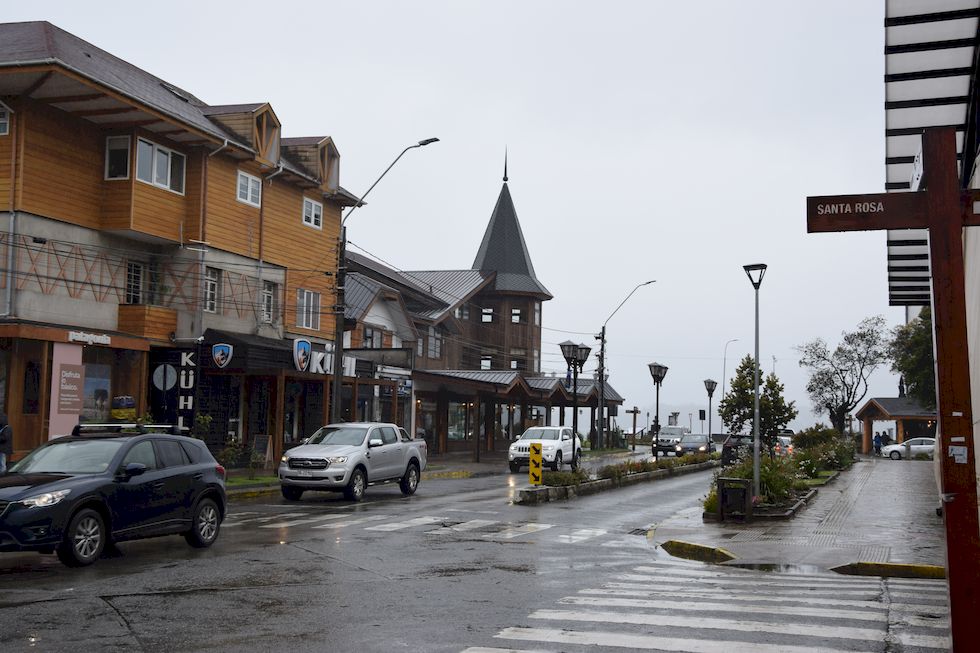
[[259, 514, 350, 528], [223, 512, 307, 528], [889, 602, 949, 616], [582, 587, 896, 611], [311, 515, 387, 529], [896, 631, 950, 649], [495, 626, 855, 653], [614, 573, 881, 593], [428, 519, 498, 534], [461, 648, 548, 653], [559, 595, 885, 621], [365, 516, 445, 531], [556, 528, 606, 543], [633, 565, 882, 585], [528, 608, 886, 643], [484, 523, 553, 540]]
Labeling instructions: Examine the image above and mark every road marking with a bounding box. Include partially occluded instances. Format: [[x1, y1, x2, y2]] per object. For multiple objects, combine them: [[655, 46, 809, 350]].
[[428, 519, 498, 534], [259, 514, 351, 528], [494, 626, 870, 653], [528, 608, 887, 643], [556, 528, 606, 544], [632, 564, 882, 585], [484, 523, 553, 540], [365, 516, 445, 531], [311, 515, 387, 529], [222, 513, 307, 528], [615, 572, 882, 591], [582, 587, 893, 610], [559, 595, 885, 622]]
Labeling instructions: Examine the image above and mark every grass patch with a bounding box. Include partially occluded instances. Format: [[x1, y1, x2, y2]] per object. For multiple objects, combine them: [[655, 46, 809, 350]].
[[580, 448, 629, 458], [225, 473, 278, 487]]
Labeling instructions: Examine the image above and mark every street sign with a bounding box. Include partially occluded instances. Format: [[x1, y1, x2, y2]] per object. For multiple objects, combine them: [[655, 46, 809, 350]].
[[529, 443, 542, 485], [807, 127, 980, 648]]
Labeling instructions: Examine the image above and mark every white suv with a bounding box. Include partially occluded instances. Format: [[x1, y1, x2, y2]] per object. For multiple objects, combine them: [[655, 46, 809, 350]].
[[508, 426, 581, 473]]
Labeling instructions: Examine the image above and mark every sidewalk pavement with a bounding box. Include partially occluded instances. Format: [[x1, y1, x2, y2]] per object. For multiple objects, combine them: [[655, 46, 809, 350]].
[[649, 455, 947, 572]]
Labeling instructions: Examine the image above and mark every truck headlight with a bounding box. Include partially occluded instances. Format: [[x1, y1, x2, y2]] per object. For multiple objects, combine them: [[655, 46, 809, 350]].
[[280, 455, 289, 463], [326, 456, 348, 464], [21, 489, 71, 508], [675, 445, 682, 451], [698, 445, 706, 452]]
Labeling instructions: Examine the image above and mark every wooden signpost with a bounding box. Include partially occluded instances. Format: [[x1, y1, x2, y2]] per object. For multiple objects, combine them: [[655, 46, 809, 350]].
[[807, 127, 980, 650]]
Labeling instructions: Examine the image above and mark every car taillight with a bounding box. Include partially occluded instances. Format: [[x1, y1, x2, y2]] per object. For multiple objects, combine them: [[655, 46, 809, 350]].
[[215, 464, 226, 480]]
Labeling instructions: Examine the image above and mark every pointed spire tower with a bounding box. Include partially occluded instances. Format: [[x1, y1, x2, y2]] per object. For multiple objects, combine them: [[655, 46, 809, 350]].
[[471, 153, 553, 299]]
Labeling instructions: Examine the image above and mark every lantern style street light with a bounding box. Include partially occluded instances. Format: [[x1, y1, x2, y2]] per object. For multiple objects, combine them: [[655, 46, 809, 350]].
[[704, 378, 717, 446], [648, 362, 668, 461], [560, 341, 592, 444], [743, 263, 767, 498]]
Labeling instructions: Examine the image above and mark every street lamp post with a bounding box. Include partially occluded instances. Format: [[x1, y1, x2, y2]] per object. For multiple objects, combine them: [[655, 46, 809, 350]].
[[743, 263, 767, 498], [330, 138, 439, 423], [648, 362, 668, 461], [704, 378, 717, 447], [560, 341, 592, 445], [720, 338, 738, 434], [596, 280, 655, 450]]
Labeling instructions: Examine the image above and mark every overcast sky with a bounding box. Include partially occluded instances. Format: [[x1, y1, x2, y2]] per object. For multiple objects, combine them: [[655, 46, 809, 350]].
[[10, 1, 897, 433]]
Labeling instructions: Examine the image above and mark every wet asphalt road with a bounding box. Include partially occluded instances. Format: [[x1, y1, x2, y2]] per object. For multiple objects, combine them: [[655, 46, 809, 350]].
[[0, 467, 715, 652]]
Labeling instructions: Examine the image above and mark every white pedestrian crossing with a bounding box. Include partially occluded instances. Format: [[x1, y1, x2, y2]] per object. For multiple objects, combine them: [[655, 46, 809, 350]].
[[365, 516, 445, 531], [556, 528, 606, 543], [459, 562, 951, 653], [483, 523, 552, 540], [427, 519, 498, 534], [311, 514, 387, 529]]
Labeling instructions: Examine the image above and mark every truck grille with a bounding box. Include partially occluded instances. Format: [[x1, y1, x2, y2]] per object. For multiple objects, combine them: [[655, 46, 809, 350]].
[[288, 458, 328, 470]]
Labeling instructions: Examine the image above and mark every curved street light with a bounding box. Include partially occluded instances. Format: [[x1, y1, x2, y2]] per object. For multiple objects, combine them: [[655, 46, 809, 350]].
[[560, 341, 592, 444], [648, 362, 668, 460]]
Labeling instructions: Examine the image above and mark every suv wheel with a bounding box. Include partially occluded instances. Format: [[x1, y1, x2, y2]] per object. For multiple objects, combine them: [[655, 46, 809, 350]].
[[281, 485, 304, 501], [344, 467, 366, 502], [400, 462, 420, 496], [57, 508, 105, 567], [552, 451, 563, 472], [185, 497, 221, 548], [570, 450, 580, 471]]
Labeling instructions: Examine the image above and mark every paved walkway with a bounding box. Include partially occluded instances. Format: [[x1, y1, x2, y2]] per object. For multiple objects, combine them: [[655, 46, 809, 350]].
[[650, 456, 946, 570]]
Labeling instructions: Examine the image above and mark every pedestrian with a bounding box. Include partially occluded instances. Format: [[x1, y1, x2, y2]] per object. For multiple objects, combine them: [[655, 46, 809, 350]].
[[0, 410, 11, 473], [873, 432, 882, 457]]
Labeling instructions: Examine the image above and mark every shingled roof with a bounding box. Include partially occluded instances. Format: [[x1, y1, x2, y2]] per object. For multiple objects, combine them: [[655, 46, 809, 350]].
[[472, 181, 552, 299]]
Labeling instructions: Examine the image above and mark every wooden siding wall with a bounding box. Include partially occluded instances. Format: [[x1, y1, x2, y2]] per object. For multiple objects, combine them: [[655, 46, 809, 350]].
[[0, 105, 12, 209], [204, 157, 261, 258], [456, 292, 542, 372]]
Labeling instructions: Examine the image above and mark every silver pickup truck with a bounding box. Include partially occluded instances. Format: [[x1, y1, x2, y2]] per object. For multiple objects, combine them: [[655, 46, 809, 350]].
[[278, 422, 427, 502]]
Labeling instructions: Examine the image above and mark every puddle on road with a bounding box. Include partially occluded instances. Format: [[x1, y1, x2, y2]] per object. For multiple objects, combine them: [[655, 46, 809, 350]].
[[721, 562, 829, 575]]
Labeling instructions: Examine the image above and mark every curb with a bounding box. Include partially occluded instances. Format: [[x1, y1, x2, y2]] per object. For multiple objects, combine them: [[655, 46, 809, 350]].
[[514, 460, 717, 505], [661, 539, 736, 564], [831, 561, 946, 579]]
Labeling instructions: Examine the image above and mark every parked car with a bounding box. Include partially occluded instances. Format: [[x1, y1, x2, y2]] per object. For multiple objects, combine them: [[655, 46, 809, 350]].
[[674, 433, 715, 457], [882, 437, 936, 460], [774, 436, 794, 457], [655, 425, 689, 456], [279, 422, 427, 502], [0, 430, 226, 567], [508, 426, 581, 472]]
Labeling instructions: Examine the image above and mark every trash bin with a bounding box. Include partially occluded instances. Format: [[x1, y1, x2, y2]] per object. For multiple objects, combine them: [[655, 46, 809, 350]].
[[717, 477, 752, 521]]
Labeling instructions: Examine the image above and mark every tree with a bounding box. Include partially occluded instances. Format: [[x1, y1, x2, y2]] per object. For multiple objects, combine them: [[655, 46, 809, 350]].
[[797, 316, 889, 434], [889, 307, 935, 410], [719, 355, 798, 453]]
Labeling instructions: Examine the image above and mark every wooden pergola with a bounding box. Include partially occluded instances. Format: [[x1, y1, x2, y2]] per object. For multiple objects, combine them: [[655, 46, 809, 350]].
[[854, 397, 936, 455]]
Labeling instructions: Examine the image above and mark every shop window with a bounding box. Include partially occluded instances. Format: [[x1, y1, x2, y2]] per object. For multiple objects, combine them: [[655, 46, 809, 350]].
[[125, 262, 144, 305], [204, 267, 220, 313], [22, 361, 40, 414], [105, 135, 130, 180]]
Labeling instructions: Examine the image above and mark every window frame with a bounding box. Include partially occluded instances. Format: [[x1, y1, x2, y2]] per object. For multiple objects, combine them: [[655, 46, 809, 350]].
[[511, 308, 522, 324], [0, 103, 9, 136], [104, 135, 131, 180], [204, 267, 220, 314], [303, 197, 323, 229], [135, 137, 185, 194], [125, 261, 144, 305], [428, 326, 442, 360], [237, 171, 262, 207], [482, 307, 494, 323], [261, 280, 276, 323], [297, 288, 321, 330], [480, 355, 492, 371]]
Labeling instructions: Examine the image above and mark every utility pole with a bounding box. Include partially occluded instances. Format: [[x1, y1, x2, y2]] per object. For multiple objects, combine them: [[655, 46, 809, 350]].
[[626, 406, 640, 451], [596, 325, 606, 450]]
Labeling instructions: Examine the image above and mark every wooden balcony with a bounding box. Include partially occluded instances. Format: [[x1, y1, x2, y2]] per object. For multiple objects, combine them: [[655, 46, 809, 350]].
[[117, 304, 177, 343]]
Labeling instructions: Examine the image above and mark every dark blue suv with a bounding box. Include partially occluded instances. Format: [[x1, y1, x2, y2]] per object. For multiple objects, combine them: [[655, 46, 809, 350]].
[[0, 431, 226, 566]]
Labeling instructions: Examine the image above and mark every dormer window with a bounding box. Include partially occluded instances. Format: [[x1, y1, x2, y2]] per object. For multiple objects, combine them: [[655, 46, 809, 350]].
[[318, 140, 339, 192], [254, 108, 280, 164]]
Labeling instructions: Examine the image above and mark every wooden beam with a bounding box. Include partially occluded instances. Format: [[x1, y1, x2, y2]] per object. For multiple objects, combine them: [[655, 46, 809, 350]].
[[36, 92, 105, 104], [21, 71, 53, 98], [70, 106, 138, 117], [806, 192, 929, 232], [98, 119, 161, 130]]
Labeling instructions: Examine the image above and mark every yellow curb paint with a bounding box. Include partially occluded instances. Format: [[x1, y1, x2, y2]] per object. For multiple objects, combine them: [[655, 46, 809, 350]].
[[661, 539, 737, 564], [832, 561, 946, 579]]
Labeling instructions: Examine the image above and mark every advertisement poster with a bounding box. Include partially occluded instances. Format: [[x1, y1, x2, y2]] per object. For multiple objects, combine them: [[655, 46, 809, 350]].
[[57, 364, 84, 414], [81, 364, 111, 423]]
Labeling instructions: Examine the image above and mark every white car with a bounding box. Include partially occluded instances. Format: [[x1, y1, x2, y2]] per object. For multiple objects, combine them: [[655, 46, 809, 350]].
[[508, 426, 581, 472], [882, 437, 935, 460]]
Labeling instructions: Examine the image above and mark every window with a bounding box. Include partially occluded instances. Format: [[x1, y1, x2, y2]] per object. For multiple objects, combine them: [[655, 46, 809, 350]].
[[297, 288, 321, 330], [155, 439, 190, 468], [482, 307, 494, 323], [303, 198, 323, 228], [480, 355, 492, 370], [237, 171, 261, 207], [261, 280, 276, 323], [417, 338, 424, 358], [511, 308, 522, 324], [105, 136, 130, 180], [204, 267, 220, 314], [510, 348, 526, 371], [364, 326, 382, 348], [454, 304, 469, 320], [125, 262, 144, 305], [533, 348, 540, 373], [0, 105, 8, 136], [122, 441, 157, 470], [135, 138, 184, 193], [428, 326, 442, 359], [534, 301, 541, 326]]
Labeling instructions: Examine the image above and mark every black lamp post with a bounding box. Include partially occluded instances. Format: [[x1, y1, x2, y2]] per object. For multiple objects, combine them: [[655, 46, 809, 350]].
[[648, 362, 667, 460], [704, 378, 717, 446], [743, 263, 767, 498], [560, 341, 591, 445]]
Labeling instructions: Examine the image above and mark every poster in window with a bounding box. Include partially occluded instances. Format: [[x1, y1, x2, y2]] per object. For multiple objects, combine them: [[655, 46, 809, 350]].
[[81, 364, 111, 423]]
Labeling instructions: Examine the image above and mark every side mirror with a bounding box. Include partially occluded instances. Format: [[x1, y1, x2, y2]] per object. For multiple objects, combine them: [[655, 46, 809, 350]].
[[121, 462, 147, 479], [562, 434, 570, 441], [368, 438, 384, 448]]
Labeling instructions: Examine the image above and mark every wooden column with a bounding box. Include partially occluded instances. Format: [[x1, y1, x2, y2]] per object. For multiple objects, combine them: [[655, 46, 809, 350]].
[[273, 371, 285, 467], [896, 419, 906, 445], [862, 418, 872, 456]]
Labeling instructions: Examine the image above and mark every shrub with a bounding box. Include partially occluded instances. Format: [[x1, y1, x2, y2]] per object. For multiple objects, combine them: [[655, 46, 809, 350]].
[[795, 437, 854, 478], [191, 413, 213, 440], [216, 439, 244, 470], [544, 468, 590, 487], [794, 423, 840, 450], [716, 452, 800, 504], [597, 464, 625, 481], [702, 486, 719, 513]]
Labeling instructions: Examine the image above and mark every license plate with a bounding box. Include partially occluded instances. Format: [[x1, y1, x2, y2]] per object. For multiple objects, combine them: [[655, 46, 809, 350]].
[[296, 470, 313, 477]]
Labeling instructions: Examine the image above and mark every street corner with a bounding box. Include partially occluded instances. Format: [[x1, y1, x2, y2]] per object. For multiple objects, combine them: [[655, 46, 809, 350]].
[[660, 539, 737, 564], [831, 561, 946, 580]]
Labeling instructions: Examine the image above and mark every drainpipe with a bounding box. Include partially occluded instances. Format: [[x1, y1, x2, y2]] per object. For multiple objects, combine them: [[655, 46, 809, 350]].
[[208, 139, 229, 158], [3, 101, 17, 317]]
